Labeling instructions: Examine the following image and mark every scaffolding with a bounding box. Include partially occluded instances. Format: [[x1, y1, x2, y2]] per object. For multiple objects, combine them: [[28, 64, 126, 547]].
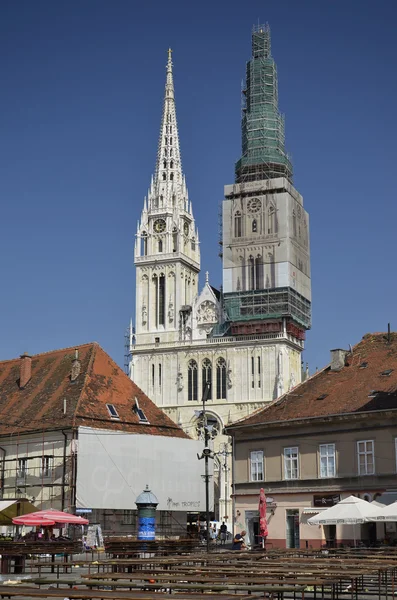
[[224, 287, 311, 330], [235, 24, 293, 184]]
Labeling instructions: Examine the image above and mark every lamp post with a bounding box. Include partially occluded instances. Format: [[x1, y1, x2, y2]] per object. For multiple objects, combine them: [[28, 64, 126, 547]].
[[197, 381, 212, 553]]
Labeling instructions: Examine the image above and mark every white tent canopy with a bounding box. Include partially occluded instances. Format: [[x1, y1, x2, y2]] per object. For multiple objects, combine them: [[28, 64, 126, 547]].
[[370, 501, 397, 521], [308, 495, 380, 525]]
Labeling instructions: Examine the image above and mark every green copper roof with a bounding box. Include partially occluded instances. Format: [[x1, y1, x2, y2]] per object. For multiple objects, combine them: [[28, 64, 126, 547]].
[[235, 24, 293, 183]]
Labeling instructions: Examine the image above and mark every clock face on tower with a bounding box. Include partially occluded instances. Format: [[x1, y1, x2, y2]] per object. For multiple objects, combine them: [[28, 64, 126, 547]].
[[247, 198, 261, 213], [153, 219, 166, 233], [183, 222, 189, 236]]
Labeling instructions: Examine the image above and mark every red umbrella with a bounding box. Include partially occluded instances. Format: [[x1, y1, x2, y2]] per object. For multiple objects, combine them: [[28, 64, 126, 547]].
[[13, 508, 89, 526], [259, 488, 268, 548], [12, 516, 55, 526]]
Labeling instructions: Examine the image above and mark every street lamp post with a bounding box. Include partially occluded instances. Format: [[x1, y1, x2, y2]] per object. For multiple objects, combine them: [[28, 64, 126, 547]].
[[197, 381, 212, 553]]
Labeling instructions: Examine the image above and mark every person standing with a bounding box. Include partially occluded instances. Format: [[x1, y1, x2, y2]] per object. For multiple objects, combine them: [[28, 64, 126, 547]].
[[220, 521, 228, 545]]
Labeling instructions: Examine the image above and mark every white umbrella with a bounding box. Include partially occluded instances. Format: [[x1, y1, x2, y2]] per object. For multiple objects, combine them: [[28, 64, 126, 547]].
[[308, 495, 379, 525], [370, 501, 397, 521], [308, 496, 380, 546]]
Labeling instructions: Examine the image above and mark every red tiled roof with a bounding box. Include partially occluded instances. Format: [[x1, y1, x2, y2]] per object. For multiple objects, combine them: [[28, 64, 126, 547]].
[[228, 332, 397, 429], [0, 343, 188, 438]]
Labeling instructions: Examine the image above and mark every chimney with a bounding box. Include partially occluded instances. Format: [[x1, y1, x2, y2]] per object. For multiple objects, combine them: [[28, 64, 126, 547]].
[[20, 353, 32, 388], [70, 348, 81, 382], [330, 348, 348, 372]]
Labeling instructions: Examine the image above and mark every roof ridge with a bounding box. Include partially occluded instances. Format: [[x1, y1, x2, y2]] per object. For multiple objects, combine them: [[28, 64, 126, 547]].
[[0, 342, 99, 364]]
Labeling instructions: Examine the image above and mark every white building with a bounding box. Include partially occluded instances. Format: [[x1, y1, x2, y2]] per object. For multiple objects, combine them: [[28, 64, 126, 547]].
[[131, 27, 311, 524]]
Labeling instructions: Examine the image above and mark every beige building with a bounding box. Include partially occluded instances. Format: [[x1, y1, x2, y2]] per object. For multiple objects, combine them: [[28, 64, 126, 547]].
[[227, 333, 397, 549]]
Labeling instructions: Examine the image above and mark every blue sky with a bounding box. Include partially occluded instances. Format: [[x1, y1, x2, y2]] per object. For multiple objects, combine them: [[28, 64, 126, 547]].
[[0, 0, 396, 374]]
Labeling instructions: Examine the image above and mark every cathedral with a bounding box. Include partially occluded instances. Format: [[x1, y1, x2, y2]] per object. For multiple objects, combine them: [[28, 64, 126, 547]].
[[129, 25, 311, 522]]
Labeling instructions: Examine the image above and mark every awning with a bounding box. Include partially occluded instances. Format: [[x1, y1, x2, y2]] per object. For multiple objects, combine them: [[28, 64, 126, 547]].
[[302, 507, 329, 515], [0, 499, 37, 525]]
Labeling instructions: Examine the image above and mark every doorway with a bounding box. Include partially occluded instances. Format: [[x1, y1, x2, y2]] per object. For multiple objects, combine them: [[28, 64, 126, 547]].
[[286, 509, 300, 548]]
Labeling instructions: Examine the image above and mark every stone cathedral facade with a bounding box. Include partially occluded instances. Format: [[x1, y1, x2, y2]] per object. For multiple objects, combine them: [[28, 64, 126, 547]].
[[131, 27, 311, 524]]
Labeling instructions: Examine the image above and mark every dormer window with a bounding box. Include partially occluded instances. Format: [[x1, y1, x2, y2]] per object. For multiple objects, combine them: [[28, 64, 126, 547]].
[[134, 397, 149, 423], [106, 404, 120, 419]]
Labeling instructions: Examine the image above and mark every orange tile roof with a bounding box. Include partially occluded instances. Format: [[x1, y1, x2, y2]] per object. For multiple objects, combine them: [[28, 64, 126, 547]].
[[0, 343, 188, 438], [228, 332, 397, 429]]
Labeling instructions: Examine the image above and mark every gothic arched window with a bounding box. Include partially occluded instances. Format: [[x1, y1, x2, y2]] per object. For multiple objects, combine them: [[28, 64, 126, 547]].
[[158, 239, 163, 253], [188, 360, 198, 401], [252, 219, 257, 233], [249, 255, 255, 290], [170, 160, 174, 169], [191, 237, 195, 251], [268, 206, 276, 234], [141, 232, 147, 256], [172, 227, 178, 252], [234, 211, 242, 238], [163, 160, 167, 168], [216, 358, 227, 400], [255, 255, 263, 289], [202, 359, 212, 400], [170, 173, 174, 180], [162, 173, 166, 181]]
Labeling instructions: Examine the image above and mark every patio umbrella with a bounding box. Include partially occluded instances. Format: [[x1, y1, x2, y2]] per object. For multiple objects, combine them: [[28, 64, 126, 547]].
[[13, 508, 89, 526], [308, 495, 379, 546], [370, 501, 397, 521], [259, 488, 268, 549], [12, 515, 55, 526]]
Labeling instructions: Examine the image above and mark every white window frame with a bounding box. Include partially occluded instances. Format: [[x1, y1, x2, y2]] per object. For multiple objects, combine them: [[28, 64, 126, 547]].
[[17, 457, 28, 478], [357, 440, 375, 475], [250, 450, 264, 482], [319, 443, 336, 478], [41, 456, 53, 478], [284, 447, 299, 480]]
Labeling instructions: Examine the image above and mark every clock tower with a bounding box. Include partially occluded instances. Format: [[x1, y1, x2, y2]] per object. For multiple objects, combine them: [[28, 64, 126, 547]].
[[134, 50, 200, 348]]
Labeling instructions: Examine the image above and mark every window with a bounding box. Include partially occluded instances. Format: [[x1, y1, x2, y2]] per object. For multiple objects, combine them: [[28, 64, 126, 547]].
[[252, 219, 257, 233], [17, 458, 28, 478], [159, 364, 162, 387], [284, 447, 299, 480], [191, 237, 195, 251], [141, 232, 147, 256], [251, 356, 255, 389], [154, 274, 166, 327], [268, 206, 276, 234], [188, 360, 198, 401], [249, 256, 255, 290], [255, 256, 263, 289], [250, 450, 264, 481], [158, 239, 163, 253], [152, 363, 155, 388], [258, 356, 261, 388], [234, 212, 242, 238], [202, 359, 212, 400], [122, 510, 136, 526], [106, 404, 120, 419], [357, 440, 375, 475], [216, 358, 226, 399], [41, 456, 53, 478], [172, 228, 178, 252], [319, 444, 336, 478], [134, 398, 149, 423]]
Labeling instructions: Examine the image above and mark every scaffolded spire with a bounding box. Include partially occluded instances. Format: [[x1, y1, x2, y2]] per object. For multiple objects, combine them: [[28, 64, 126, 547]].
[[235, 23, 293, 183], [149, 48, 186, 211]]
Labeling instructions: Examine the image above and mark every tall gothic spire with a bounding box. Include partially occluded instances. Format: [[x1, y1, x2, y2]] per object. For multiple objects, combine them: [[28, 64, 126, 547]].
[[235, 24, 293, 183], [148, 49, 187, 212]]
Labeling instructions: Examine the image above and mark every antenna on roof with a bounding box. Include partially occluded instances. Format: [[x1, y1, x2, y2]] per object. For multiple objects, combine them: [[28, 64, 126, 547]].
[[388, 323, 391, 344]]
